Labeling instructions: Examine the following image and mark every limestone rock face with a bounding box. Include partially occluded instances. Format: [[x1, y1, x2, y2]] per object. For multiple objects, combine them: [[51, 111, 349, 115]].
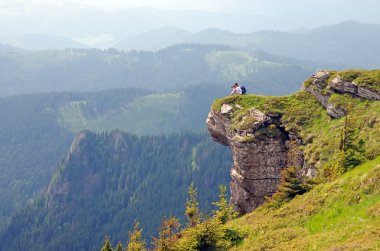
[[313, 70, 330, 89], [206, 107, 307, 214], [305, 71, 380, 118], [330, 76, 358, 94], [358, 86, 380, 100], [207, 70, 379, 215], [304, 71, 345, 118]]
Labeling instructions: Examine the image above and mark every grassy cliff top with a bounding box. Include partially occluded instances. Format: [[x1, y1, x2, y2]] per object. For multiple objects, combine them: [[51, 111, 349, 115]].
[[211, 69, 380, 180]]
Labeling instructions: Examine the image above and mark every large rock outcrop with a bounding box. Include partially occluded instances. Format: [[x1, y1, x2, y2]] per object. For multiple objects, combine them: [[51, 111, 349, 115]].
[[304, 70, 380, 118], [207, 70, 380, 214], [207, 105, 307, 214]]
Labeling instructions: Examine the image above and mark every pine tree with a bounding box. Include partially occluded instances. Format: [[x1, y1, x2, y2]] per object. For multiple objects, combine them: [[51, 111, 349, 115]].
[[339, 116, 365, 170], [266, 166, 310, 208], [153, 216, 181, 251], [212, 185, 237, 224], [185, 182, 201, 227], [127, 222, 147, 251], [101, 237, 113, 251], [115, 241, 123, 251]]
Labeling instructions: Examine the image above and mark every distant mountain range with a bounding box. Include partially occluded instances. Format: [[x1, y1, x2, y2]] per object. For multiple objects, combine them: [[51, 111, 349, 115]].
[[0, 6, 308, 44], [116, 21, 380, 69], [0, 33, 88, 51], [0, 42, 24, 53], [1, 21, 379, 69]]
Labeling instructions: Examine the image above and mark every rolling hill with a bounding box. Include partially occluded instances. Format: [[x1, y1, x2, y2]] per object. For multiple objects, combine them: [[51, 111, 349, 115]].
[[0, 33, 88, 51], [116, 21, 380, 69]]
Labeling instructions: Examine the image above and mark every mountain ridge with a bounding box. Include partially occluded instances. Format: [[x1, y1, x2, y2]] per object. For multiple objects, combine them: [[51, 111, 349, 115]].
[[115, 21, 380, 69], [0, 130, 232, 250]]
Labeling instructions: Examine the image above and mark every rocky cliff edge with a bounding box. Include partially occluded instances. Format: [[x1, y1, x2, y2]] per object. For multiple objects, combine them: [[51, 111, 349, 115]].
[[207, 69, 380, 214]]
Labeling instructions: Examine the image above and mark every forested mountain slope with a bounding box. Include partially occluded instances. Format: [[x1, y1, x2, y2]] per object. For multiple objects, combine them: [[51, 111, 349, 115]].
[[0, 131, 232, 251], [0, 85, 229, 232]]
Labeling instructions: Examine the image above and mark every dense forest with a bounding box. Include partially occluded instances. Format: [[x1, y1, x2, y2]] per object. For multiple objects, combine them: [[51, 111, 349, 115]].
[[0, 131, 232, 250], [0, 89, 150, 227]]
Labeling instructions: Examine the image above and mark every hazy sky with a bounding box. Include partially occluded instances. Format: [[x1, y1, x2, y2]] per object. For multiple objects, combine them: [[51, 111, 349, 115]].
[[1, 0, 379, 15], [1, 0, 240, 13]]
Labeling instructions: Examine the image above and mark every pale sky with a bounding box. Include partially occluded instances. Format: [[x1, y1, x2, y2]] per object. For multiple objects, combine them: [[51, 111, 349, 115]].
[[1, 0, 380, 17], [1, 0, 379, 19], [0, 0, 241, 12]]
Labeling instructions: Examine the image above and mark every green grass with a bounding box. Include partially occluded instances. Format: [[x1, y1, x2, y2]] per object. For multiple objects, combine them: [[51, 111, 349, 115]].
[[191, 146, 200, 171], [58, 93, 183, 135], [205, 50, 290, 83], [227, 157, 380, 251], [337, 69, 380, 91], [58, 101, 89, 132]]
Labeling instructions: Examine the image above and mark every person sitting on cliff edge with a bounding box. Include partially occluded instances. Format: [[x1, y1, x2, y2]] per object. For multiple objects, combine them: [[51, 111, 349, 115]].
[[230, 83, 242, 95]]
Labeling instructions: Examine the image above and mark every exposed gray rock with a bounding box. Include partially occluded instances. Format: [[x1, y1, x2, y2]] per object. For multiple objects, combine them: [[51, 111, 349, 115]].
[[306, 71, 380, 118], [305, 85, 330, 108], [330, 76, 358, 95], [249, 108, 267, 122], [357, 86, 380, 100], [206, 110, 230, 146], [206, 107, 308, 214], [313, 70, 330, 89], [221, 104, 234, 115], [305, 72, 346, 118]]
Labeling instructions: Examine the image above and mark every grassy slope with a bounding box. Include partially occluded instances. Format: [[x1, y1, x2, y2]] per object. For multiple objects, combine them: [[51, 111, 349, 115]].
[[59, 93, 182, 135], [209, 70, 380, 250], [229, 157, 380, 250]]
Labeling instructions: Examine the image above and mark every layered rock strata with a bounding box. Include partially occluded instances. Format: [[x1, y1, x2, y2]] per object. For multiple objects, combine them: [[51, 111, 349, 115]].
[[304, 70, 380, 118], [206, 105, 306, 214]]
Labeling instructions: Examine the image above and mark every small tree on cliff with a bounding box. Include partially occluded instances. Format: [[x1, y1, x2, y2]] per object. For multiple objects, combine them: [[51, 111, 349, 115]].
[[185, 182, 201, 227], [339, 115, 365, 170], [266, 166, 312, 208], [212, 185, 237, 224]]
